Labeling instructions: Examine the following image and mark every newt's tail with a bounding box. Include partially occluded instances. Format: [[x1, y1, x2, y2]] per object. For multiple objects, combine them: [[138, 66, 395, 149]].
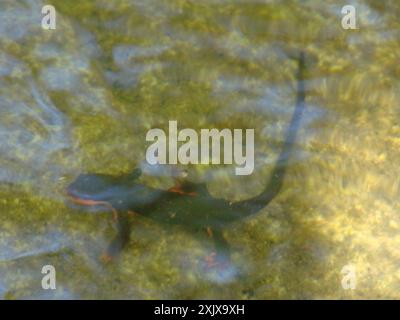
[[232, 52, 306, 214]]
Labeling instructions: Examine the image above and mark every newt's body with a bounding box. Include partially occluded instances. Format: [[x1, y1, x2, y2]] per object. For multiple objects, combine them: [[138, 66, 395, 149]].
[[67, 53, 307, 265]]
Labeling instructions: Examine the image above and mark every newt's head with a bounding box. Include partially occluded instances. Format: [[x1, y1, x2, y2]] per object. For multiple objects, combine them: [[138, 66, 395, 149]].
[[66, 169, 143, 209]]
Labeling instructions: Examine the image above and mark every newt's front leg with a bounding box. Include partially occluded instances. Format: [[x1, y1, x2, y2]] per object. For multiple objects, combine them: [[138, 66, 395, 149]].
[[168, 183, 197, 197], [100, 211, 135, 263]]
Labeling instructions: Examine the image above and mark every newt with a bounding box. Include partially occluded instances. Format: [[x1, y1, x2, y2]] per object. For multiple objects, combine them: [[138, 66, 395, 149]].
[[66, 52, 307, 266]]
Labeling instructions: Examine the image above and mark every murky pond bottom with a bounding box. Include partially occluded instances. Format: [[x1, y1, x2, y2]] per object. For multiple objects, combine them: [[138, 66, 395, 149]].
[[0, 0, 400, 299]]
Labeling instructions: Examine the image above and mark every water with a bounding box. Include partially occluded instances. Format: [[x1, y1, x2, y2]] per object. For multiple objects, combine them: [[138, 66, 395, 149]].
[[0, 0, 399, 299]]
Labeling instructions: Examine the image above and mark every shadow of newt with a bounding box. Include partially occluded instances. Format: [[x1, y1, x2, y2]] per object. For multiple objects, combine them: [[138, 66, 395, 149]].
[[66, 52, 307, 267]]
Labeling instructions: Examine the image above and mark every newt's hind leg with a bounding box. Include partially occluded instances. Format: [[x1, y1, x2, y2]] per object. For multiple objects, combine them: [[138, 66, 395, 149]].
[[199, 226, 238, 282], [203, 226, 231, 270]]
